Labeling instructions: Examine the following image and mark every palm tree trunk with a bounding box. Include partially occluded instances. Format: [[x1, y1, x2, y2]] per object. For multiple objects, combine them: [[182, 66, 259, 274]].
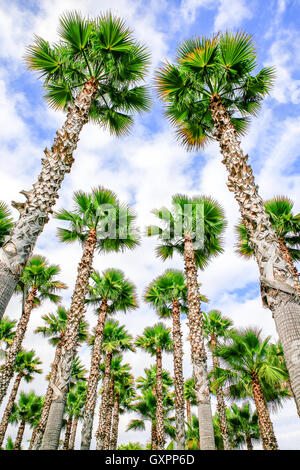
[[155, 348, 165, 450], [278, 237, 299, 280], [151, 421, 157, 450], [69, 416, 79, 450], [96, 351, 112, 450], [245, 433, 253, 450], [32, 340, 63, 450], [14, 419, 26, 450], [211, 335, 231, 450], [0, 78, 99, 320], [63, 416, 73, 450], [110, 392, 120, 450], [41, 228, 97, 450], [0, 286, 37, 406], [183, 232, 215, 450], [186, 400, 191, 425], [0, 370, 22, 447], [172, 298, 185, 450], [104, 379, 114, 450], [28, 427, 37, 450], [251, 372, 278, 450], [287, 379, 300, 418], [210, 96, 300, 413], [80, 299, 108, 449]]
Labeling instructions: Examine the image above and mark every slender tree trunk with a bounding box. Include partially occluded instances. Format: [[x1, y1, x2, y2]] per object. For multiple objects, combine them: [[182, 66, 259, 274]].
[[183, 232, 215, 450], [0, 78, 99, 319], [0, 371, 22, 447], [96, 352, 112, 450], [172, 298, 185, 450], [110, 392, 120, 450], [32, 340, 63, 450], [151, 421, 157, 450], [251, 372, 278, 450], [14, 419, 26, 450], [69, 416, 78, 450], [155, 348, 165, 450], [80, 299, 108, 449], [0, 286, 37, 406], [28, 427, 37, 450], [210, 96, 300, 413], [186, 400, 191, 426], [41, 228, 97, 450], [211, 335, 231, 450], [63, 416, 73, 450], [245, 433, 253, 451], [103, 379, 114, 450]]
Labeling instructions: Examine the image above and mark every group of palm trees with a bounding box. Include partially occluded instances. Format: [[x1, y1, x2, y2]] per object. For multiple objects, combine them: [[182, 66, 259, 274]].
[[0, 11, 299, 451]]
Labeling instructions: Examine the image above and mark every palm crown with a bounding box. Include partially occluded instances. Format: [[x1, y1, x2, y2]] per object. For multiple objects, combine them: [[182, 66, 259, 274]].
[[145, 270, 188, 317], [136, 366, 173, 392], [203, 310, 233, 342], [135, 323, 173, 356], [14, 350, 42, 382], [25, 11, 151, 135], [155, 32, 275, 149], [98, 320, 135, 355]]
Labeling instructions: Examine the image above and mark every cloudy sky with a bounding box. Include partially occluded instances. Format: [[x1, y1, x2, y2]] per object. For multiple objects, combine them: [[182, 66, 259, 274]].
[[0, 0, 299, 450]]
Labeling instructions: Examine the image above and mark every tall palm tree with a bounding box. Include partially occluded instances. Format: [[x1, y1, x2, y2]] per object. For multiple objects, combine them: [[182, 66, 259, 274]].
[[214, 329, 289, 450], [155, 32, 300, 411], [10, 391, 43, 450], [0, 11, 150, 317], [0, 350, 42, 447], [145, 269, 187, 449], [203, 309, 233, 450], [63, 381, 87, 450], [136, 323, 173, 449], [96, 320, 134, 450], [28, 396, 44, 450], [227, 402, 260, 450], [32, 306, 87, 449], [81, 268, 137, 449], [148, 194, 225, 449], [0, 256, 65, 406], [41, 187, 138, 449], [110, 371, 135, 450], [183, 378, 197, 425]]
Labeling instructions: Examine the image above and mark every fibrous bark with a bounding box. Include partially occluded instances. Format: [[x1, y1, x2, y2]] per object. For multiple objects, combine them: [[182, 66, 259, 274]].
[[69, 416, 79, 450], [245, 433, 253, 451], [41, 228, 97, 450], [110, 392, 120, 450], [172, 299, 185, 450], [0, 370, 23, 447], [184, 232, 215, 450], [0, 78, 98, 319], [14, 419, 26, 450], [63, 416, 73, 450], [103, 379, 114, 450], [151, 421, 157, 450], [155, 348, 165, 450], [96, 352, 112, 450], [80, 299, 107, 450]]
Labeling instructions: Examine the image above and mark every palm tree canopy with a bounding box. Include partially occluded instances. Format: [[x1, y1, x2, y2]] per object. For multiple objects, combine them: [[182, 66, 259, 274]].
[[184, 378, 197, 405], [136, 365, 173, 392], [148, 194, 226, 269], [65, 381, 87, 419], [0, 201, 14, 247], [145, 270, 188, 317], [70, 357, 87, 387], [203, 309, 233, 342], [10, 391, 43, 425], [236, 196, 300, 261], [56, 186, 139, 252], [14, 350, 42, 382], [135, 323, 173, 356], [227, 402, 260, 445], [96, 319, 135, 355], [25, 11, 151, 135], [155, 31, 275, 150], [86, 268, 138, 314], [118, 442, 143, 450], [0, 317, 16, 359]]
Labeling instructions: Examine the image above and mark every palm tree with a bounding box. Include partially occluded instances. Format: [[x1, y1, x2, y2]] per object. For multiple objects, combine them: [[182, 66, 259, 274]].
[[63, 381, 87, 450], [227, 402, 260, 450], [32, 307, 87, 449], [136, 323, 173, 449], [96, 320, 134, 450], [155, 32, 300, 412], [136, 365, 174, 394], [110, 371, 135, 450], [41, 187, 138, 450], [145, 269, 187, 449], [81, 268, 137, 449], [0, 11, 150, 317], [214, 329, 289, 450], [183, 378, 197, 425], [186, 414, 200, 450], [10, 391, 43, 450], [0, 317, 16, 361], [148, 194, 225, 449], [0, 256, 65, 406], [203, 310, 233, 450], [0, 350, 42, 447], [28, 395, 44, 450]]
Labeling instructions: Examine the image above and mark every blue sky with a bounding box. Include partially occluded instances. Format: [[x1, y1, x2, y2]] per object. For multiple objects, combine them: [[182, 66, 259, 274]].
[[0, 0, 299, 450]]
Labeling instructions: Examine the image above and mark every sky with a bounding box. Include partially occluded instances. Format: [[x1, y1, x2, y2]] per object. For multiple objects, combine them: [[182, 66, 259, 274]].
[[0, 0, 300, 450]]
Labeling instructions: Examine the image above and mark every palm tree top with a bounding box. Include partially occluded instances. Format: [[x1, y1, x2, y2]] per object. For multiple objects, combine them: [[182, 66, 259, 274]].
[[135, 322, 173, 355], [136, 365, 173, 391], [97, 319, 135, 354], [14, 350, 43, 381], [203, 309, 233, 341], [155, 31, 275, 150]]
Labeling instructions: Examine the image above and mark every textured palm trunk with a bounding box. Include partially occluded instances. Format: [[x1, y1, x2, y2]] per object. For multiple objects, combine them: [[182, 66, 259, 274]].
[[69, 416, 79, 450], [41, 228, 97, 450], [96, 351, 112, 450], [28, 427, 37, 450], [251, 372, 278, 450], [0, 286, 37, 406], [80, 299, 108, 449], [14, 419, 26, 450], [32, 340, 63, 450], [278, 237, 299, 281], [245, 433, 253, 451], [0, 78, 99, 320], [63, 416, 73, 450], [103, 379, 114, 450], [186, 400, 191, 425], [210, 96, 300, 413], [172, 298, 185, 450], [0, 370, 22, 447], [110, 392, 120, 450], [151, 421, 157, 450], [155, 348, 165, 450], [183, 232, 215, 450], [211, 335, 231, 450], [287, 379, 300, 418]]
